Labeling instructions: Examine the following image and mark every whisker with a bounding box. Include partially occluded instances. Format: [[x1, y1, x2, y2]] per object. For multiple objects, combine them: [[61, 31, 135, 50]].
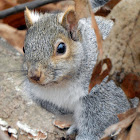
[[0, 70, 27, 74], [10, 73, 28, 80], [18, 76, 28, 87], [54, 68, 66, 71]]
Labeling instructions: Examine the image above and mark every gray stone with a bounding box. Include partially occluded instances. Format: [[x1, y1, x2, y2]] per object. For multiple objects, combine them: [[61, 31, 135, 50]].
[[0, 38, 68, 140]]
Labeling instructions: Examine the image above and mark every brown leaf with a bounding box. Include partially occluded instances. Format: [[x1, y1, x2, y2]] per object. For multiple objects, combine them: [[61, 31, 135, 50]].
[[0, 0, 16, 11], [117, 108, 136, 121], [102, 104, 140, 140], [74, 0, 91, 22], [91, 12, 103, 59], [89, 58, 112, 93], [17, 0, 32, 3], [74, 0, 103, 58], [0, 0, 25, 29], [53, 119, 71, 129], [101, 112, 137, 140], [121, 74, 140, 99], [97, 0, 140, 98], [125, 113, 140, 140], [37, 1, 74, 13], [0, 23, 26, 53], [95, 0, 122, 17], [116, 130, 129, 140], [3, 12, 25, 29]]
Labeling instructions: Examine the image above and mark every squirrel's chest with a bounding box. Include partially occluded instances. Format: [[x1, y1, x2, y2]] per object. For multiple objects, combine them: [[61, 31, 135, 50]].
[[25, 80, 86, 112]]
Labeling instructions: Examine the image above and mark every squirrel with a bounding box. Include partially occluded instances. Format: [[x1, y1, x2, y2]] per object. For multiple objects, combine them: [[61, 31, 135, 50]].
[[23, 1, 136, 140]]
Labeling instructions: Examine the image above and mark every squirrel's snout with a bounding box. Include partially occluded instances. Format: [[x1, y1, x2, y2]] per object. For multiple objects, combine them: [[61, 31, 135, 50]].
[[28, 67, 44, 84]]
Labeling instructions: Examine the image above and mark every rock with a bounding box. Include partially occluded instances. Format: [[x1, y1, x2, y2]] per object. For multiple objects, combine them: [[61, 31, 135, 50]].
[[0, 38, 68, 140]]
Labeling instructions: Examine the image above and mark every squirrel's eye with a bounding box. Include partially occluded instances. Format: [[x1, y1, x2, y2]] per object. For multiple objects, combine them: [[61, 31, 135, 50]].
[[23, 47, 25, 53], [56, 43, 66, 54]]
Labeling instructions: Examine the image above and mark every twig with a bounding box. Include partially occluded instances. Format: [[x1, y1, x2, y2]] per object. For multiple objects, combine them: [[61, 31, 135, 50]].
[[0, 0, 64, 19]]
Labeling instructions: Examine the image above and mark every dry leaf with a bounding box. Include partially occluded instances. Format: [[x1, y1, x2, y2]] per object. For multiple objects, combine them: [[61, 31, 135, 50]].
[[101, 0, 140, 83], [95, 0, 122, 17], [116, 130, 129, 140], [3, 12, 25, 29], [0, 23, 26, 53], [99, 0, 140, 138], [62, 1, 101, 71], [121, 73, 140, 99], [91, 11, 103, 59], [92, 0, 140, 137], [17, 0, 32, 3], [74, 0, 103, 61], [53, 119, 71, 129], [125, 113, 140, 140], [74, 0, 91, 21], [117, 108, 136, 121], [94, 0, 140, 99], [89, 58, 112, 92], [0, 0, 16, 11], [101, 112, 137, 140], [37, 1, 74, 13], [0, 0, 25, 29], [102, 104, 140, 140], [116, 104, 140, 140]]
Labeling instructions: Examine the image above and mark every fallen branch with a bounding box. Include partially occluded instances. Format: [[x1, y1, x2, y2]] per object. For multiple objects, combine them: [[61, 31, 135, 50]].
[[0, 0, 64, 19]]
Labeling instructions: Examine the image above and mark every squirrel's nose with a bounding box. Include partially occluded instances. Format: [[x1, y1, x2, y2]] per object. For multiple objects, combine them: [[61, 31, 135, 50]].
[[28, 67, 41, 82], [30, 75, 40, 82]]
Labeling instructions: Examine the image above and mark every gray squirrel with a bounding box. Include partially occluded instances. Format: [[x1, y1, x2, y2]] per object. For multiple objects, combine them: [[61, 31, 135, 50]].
[[23, 1, 134, 140]]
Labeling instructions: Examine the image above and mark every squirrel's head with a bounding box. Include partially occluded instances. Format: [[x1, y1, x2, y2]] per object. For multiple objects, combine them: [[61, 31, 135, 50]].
[[24, 8, 83, 85]]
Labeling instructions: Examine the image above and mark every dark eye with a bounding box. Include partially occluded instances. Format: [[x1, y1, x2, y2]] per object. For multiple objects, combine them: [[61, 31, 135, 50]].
[[23, 47, 25, 53], [56, 43, 66, 54]]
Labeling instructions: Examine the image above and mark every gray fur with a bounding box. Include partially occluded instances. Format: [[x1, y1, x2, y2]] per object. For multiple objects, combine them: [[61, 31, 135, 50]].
[[23, 10, 137, 140], [90, 0, 110, 8]]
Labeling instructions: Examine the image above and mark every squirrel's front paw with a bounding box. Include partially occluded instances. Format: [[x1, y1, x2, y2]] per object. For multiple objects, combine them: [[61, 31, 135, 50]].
[[66, 124, 77, 135]]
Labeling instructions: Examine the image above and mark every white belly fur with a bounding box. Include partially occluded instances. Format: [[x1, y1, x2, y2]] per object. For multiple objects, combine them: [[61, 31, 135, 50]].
[[24, 79, 86, 112]]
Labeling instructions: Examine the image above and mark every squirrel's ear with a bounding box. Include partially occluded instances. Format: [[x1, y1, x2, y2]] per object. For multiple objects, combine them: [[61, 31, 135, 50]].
[[60, 7, 78, 40], [24, 7, 41, 28]]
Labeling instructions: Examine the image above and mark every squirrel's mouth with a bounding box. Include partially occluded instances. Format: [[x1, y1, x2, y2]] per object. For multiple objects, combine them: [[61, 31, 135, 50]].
[[27, 70, 70, 87], [28, 78, 59, 87], [40, 81, 59, 86]]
